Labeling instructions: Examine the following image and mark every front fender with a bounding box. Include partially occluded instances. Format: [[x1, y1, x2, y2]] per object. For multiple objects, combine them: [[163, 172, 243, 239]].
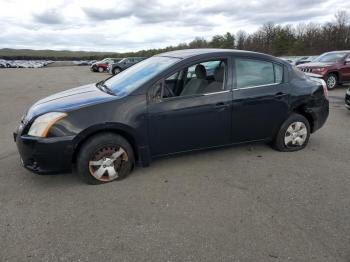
[[72, 122, 139, 147], [71, 123, 151, 167]]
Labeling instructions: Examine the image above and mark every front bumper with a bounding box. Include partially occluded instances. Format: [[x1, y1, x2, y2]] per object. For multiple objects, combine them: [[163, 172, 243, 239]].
[[14, 131, 74, 174]]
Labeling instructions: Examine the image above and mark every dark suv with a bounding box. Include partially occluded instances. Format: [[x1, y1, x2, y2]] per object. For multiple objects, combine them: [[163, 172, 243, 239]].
[[297, 51, 350, 90], [14, 49, 329, 184], [108, 57, 146, 75]]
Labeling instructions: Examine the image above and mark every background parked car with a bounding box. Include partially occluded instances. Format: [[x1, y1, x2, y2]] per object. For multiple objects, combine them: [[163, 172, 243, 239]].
[[0, 60, 53, 68], [108, 57, 146, 75], [295, 56, 317, 66], [297, 50, 350, 89], [73, 60, 90, 66], [90, 58, 122, 72]]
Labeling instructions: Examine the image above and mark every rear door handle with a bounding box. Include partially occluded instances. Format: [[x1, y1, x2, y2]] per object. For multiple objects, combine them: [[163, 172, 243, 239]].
[[274, 92, 287, 99], [215, 102, 225, 107]]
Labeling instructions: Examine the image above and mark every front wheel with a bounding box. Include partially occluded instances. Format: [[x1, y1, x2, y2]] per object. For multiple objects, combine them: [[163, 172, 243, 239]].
[[77, 133, 134, 184], [273, 114, 310, 152], [98, 67, 104, 73], [326, 73, 337, 90]]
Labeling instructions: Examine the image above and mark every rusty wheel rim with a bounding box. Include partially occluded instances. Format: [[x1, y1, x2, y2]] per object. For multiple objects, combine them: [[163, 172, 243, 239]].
[[88, 146, 128, 182]]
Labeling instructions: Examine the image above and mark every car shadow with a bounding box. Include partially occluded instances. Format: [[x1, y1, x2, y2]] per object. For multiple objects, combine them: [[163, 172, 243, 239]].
[[21, 141, 269, 186]]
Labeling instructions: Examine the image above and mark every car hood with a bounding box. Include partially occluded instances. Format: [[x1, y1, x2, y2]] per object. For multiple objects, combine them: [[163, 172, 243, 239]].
[[25, 83, 117, 121], [298, 62, 334, 68]]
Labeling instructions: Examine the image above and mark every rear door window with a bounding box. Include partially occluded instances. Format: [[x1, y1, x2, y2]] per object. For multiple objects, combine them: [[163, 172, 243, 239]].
[[235, 58, 283, 88]]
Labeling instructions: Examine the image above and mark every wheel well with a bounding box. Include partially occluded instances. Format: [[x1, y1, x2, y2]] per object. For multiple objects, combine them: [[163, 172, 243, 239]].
[[293, 107, 314, 132], [327, 71, 339, 80], [72, 129, 138, 163]]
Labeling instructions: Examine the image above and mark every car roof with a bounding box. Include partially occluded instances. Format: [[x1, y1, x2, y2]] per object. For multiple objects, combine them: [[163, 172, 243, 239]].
[[156, 48, 288, 65]]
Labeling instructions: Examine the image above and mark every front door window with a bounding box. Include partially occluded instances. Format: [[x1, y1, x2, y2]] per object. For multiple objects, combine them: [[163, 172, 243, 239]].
[[150, 59, 227, 102]]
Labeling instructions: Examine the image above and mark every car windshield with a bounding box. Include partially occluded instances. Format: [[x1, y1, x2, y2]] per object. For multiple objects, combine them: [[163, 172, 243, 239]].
[[314, 52, 347, 63], [104, 56, 179, 96]]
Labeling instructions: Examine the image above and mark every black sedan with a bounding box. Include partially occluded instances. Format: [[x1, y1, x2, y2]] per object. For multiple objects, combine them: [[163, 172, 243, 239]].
[[14, 49, 329, 184]]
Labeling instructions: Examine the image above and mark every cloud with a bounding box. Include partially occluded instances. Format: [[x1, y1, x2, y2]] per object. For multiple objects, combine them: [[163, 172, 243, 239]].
[[0, 0, 349, 52], [81, 1, 214, 28], [33, 9, 65, 24], [82, 7, 133, 21]]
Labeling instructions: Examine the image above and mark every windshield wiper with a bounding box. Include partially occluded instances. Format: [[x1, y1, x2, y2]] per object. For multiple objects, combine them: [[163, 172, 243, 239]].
[[96, 81, 115, 96]]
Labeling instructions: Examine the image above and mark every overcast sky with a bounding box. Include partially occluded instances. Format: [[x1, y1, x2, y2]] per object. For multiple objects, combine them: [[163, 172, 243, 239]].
[[0, 0, 349, 52]]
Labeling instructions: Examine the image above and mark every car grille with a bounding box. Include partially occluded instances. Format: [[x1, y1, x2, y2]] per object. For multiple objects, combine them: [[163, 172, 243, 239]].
[[299, 68, 313, 73]]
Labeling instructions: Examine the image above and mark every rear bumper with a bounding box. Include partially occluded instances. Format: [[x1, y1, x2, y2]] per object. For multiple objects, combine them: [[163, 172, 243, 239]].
[[346, 91, 350, 110], [14, 133, 74, 174], [306, 100, 329, 133]]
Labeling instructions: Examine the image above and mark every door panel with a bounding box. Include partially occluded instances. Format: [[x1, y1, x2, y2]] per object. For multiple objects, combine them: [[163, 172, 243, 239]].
[[148, 92, 232, 156], [231, 84, 290, 142], [231, 57, 290, 142]]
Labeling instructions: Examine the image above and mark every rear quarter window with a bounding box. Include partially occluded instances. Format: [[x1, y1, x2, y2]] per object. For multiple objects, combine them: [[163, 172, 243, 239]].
[[274, 64, 284, 83]]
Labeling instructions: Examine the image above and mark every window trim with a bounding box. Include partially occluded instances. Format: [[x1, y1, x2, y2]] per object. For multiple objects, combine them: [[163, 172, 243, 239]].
[[148, 58, 230, 104], [232, 56, 285, 90], [233, 82, 280, 91]]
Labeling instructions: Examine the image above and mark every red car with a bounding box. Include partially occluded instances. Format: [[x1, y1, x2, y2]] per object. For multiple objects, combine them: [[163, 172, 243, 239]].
[[90, 58, 121, 73], [297, 51, 350, 89]]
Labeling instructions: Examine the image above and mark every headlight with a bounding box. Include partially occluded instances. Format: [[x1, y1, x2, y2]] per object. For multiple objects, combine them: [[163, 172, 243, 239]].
[[313, 67, 326, 72], [28, 112, 67, 137]]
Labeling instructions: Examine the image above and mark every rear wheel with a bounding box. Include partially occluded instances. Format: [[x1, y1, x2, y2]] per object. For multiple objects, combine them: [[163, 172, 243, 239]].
[[113, 67, 121, 75], [326, 73, 337, 90], [273, 114, 310, 152], [77, 133, 134, 184]]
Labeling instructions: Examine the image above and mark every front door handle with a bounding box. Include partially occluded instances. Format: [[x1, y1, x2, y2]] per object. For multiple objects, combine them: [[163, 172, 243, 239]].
[[214, 102, 229, 111]]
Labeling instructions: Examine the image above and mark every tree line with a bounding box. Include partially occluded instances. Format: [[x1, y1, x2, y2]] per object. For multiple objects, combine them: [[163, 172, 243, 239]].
[[1, 11, 349, 60], [131, 10, 349, 57]]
